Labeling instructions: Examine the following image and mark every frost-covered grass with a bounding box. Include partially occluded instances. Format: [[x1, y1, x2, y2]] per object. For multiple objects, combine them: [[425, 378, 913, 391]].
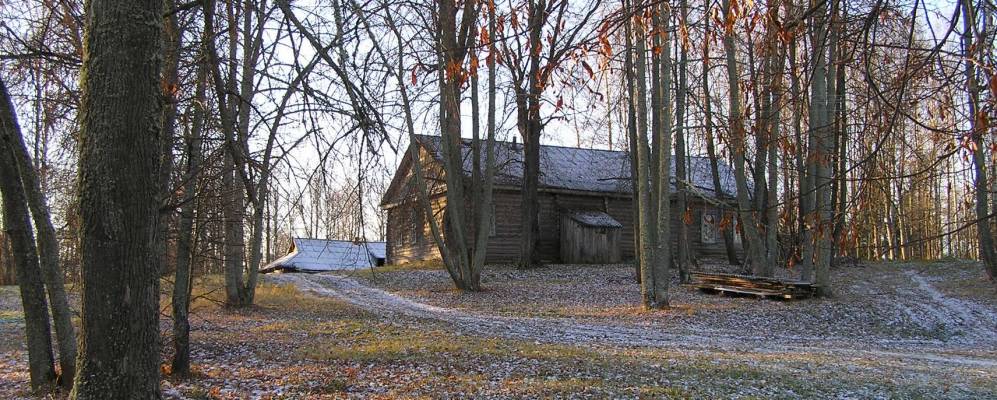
[[1, 261, 995, 399], [168, 281, 996, 398], [349, 260, 997, 345]]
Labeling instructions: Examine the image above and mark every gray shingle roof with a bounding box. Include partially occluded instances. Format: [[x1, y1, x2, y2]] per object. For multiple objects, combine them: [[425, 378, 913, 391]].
[[567, 210, 624, 228], [415, 134, 746, 199], [260, 238, 386, 273]]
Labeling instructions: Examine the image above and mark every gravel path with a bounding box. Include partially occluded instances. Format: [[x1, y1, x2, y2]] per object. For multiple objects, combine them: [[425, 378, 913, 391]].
[[266, 272, 997, 370]]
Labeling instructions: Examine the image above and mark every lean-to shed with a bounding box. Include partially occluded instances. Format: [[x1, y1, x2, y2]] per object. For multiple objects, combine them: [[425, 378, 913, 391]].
[[260, 238, 386, 273], [560, 210, 623, 264]]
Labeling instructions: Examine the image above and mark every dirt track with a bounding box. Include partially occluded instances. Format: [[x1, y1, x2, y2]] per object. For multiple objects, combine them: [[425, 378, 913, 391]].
[[267, 272, 997, 370]]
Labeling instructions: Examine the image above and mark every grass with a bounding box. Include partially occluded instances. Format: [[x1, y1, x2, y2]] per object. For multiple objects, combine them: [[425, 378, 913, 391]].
[[342, 260, 445, 280], [296, 321, 600, 363], [224, 279, 992, 398], [0, 310, 22, 321], [4, 266, 996, 398]]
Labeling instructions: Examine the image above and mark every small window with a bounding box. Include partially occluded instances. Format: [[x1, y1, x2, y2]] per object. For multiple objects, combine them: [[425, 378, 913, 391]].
[[732, 215, 742, 245], [701, 210, 719, 244], [410, 206, 424, 245]]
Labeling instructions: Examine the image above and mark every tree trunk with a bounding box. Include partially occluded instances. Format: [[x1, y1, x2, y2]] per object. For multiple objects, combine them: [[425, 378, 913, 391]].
[[0, 77, 56, 391], [625, 0, 656, 307], [674, 0, 693, 281], [1, 76, 76, 386], [518, 0, 546, 270], [652, 1, 673, 307], [701, 14, 740, 265], [810, 0, 834, 295], [962, 0, 997, 280], [760, 0, 785, 275], [71, 0, 165, 397], [721, 0, 766, 272], [171, 40, 209, 377]]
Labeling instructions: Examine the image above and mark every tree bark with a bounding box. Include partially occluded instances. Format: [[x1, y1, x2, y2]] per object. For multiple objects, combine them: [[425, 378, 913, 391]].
[[721, 0, 766, 272], [652, 1, 673, 307], [674, 0, 692, 282], [701, 14, 740, 265], [962, 0, 997, 280], [71, 0, 165, 397], [810, 0, 834, 295], [171, 38, 209, 377], [1, 74, 76, 386], [625, 0, 656, 308], [0, 77, 56, 391], [518, 0, 546, 269]]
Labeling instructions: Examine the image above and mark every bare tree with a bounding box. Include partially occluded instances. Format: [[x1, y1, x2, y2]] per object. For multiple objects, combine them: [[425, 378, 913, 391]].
[[0, 76, 56, 391]]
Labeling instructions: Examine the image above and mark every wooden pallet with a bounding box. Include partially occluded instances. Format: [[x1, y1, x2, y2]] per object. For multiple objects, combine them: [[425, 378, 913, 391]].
[[687, 271, 817, 300]]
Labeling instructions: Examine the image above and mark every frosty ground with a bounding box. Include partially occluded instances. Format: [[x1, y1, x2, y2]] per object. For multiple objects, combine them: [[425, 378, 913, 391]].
[[1, 261, 995, 399]]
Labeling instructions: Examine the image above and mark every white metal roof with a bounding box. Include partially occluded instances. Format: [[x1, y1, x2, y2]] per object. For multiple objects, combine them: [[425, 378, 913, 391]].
[[260, 238, 387, 273]]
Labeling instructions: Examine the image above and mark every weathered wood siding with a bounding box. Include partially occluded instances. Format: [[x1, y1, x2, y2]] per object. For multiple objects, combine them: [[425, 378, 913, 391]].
[[383, 153, 743, 264], [560, 217, 622, 263], [386, 195, 445, 264]]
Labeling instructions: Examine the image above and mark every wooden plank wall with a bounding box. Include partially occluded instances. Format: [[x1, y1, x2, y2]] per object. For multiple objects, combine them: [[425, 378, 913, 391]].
[[386, 186, 743, 265]]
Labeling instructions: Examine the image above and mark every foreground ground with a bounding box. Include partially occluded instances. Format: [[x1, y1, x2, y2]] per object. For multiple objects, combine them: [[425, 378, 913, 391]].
[[0, 260, 995, 398]]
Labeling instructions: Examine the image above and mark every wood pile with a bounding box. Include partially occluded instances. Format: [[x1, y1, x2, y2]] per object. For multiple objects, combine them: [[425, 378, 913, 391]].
[[687, 271, 817, 300]]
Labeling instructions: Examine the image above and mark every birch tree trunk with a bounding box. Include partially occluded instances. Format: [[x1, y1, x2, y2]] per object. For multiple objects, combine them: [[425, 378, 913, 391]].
[[71, 0, 165, 397]]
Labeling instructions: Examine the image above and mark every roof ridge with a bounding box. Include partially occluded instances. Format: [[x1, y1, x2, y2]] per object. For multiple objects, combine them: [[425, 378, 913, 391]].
[[414, 133, 713, 159]]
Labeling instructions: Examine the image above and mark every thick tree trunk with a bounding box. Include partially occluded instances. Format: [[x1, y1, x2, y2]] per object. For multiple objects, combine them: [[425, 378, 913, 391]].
[[0, 232, 15, 285], [71, 0, 165, 397], [222, 154, 247, 306], [1, 77, 76, 386], [652, 2, 673, 307], [0, 77, 56, 391], [810, 0, 834, 295]]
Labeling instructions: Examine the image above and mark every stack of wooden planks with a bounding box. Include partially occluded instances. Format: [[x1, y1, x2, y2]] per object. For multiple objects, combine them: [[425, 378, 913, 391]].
[[688, 271, 817, 300]]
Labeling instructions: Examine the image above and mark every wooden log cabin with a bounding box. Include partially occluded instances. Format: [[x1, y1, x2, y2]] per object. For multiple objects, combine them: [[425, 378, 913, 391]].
[[379, 135, 745, 265]]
